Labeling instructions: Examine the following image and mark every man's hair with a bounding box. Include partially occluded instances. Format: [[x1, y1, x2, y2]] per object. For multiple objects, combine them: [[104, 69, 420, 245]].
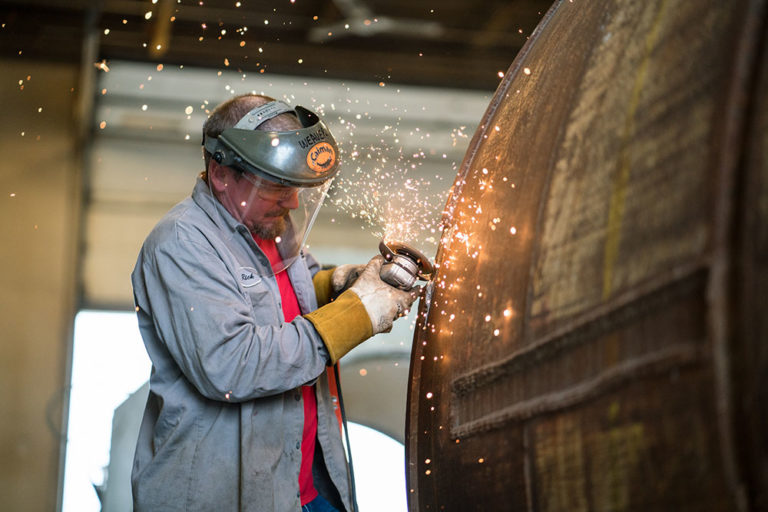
[[200, 93, 302, 180]]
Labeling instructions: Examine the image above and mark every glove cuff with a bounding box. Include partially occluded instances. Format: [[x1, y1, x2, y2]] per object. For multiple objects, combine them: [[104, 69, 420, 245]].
[[304, 289, 373, 364], [312, 268, 335, 307]]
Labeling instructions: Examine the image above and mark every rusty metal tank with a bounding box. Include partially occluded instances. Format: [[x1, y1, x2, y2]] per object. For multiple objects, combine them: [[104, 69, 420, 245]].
[[405, 0, 768, 510]]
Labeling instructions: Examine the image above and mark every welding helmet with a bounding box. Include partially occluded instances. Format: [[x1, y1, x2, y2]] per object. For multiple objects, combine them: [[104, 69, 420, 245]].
[[203, 100, 339, 274]]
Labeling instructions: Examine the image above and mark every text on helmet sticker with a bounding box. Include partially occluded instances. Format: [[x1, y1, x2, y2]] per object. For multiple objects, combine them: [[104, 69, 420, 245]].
[[307, 142, 336, 174], [297, 126, 330, 149]]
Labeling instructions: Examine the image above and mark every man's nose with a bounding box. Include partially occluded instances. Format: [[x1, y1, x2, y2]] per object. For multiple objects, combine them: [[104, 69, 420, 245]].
[[278, 189, 300, 209]]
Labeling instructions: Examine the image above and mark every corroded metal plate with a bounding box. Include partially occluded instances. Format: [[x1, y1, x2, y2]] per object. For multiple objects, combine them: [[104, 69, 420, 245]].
[[406, 0, 768, 510]]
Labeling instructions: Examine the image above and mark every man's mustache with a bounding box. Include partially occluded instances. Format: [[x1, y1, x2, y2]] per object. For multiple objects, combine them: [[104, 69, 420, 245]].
[[265, 208, 289, 218]]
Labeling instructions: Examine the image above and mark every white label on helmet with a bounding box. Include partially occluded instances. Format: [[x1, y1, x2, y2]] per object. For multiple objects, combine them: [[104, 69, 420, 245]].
[[238, 267, 262, 288]]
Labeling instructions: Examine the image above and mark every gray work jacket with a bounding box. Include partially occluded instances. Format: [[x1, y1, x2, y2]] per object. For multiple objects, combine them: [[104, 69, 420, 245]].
[[131, 178, 352, 512]]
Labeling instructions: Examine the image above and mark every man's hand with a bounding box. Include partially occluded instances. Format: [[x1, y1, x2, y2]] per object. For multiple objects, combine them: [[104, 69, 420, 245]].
[[349, 255, 420, 334], [330, 264, 365, 295]]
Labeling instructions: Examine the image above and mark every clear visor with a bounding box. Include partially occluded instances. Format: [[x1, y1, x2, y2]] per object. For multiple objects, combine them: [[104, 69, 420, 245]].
[[229, 172, 331, 275]]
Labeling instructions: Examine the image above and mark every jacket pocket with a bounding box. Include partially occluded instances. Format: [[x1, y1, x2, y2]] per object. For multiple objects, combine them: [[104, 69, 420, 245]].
[[152, 409, 181, 456], [243, 279, 270, 305], [241, 277, 280, 322]]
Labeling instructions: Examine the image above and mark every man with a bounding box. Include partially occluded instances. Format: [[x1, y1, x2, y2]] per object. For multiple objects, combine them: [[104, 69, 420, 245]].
[[131, 93, 417, 512]]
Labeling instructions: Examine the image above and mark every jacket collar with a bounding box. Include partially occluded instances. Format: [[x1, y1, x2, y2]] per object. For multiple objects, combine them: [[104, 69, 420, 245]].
[[191, 177, 248, 238]]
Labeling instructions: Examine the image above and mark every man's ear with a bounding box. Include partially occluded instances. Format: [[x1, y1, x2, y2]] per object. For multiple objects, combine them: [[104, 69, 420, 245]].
[[208, 161, 231, 193]]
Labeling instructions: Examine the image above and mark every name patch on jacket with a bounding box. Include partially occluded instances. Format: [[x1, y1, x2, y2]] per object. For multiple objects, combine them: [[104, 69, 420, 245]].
[[238, 267, 262, 288]]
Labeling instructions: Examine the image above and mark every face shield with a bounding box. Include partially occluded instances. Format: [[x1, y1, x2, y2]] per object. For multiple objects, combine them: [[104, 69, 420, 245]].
[[203, 101, 339, 274]]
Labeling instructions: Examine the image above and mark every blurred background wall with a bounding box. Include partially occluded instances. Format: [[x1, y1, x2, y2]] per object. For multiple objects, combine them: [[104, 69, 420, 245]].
[[0, 57, 82, 512]]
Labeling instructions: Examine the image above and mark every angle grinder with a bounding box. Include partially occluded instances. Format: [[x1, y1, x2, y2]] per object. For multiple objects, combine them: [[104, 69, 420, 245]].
[[378, 239, 434, 290]]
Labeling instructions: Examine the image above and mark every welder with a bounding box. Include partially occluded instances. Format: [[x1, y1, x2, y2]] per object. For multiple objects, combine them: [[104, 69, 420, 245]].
[[130, 93, 418, 512]]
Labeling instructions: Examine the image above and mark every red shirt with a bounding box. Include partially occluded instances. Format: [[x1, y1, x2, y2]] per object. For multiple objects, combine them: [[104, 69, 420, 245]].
[[253, 236, 319, 506]]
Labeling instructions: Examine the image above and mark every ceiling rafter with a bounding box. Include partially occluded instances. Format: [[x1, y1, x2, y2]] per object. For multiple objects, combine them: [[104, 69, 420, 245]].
[[0, 0, 553, 90]]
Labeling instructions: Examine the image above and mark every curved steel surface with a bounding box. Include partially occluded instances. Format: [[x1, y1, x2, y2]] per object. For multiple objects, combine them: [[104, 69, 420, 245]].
[[406, 0, 768, 510]]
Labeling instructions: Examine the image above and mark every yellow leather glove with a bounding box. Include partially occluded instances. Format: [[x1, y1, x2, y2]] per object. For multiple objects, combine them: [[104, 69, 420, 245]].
[[305, 289, 372, 364], [305, 256, 419, 364]]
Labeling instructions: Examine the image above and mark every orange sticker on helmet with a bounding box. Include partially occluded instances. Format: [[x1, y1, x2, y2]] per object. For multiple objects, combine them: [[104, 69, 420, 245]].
[[306, 142, 336, 174]]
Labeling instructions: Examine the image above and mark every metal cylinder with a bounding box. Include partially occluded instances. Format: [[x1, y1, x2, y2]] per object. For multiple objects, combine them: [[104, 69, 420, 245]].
[[406, 0, 768, 510]]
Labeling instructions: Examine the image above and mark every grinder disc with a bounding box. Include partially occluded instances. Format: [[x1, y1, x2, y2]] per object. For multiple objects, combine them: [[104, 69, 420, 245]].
[[379, 240, 435, 281]]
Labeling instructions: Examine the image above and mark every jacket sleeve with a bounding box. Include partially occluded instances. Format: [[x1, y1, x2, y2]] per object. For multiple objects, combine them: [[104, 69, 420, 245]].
[[304, 251, 322, 278], [135, 236, 331, 402]]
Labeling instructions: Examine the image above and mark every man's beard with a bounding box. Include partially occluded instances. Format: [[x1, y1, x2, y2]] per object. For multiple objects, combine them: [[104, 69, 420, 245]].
[[251, 210, 288, 240]]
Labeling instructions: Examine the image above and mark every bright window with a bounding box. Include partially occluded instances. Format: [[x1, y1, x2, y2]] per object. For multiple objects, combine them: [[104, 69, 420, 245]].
[[62, 310, 150, 511], [348, 422, 408, 512]]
